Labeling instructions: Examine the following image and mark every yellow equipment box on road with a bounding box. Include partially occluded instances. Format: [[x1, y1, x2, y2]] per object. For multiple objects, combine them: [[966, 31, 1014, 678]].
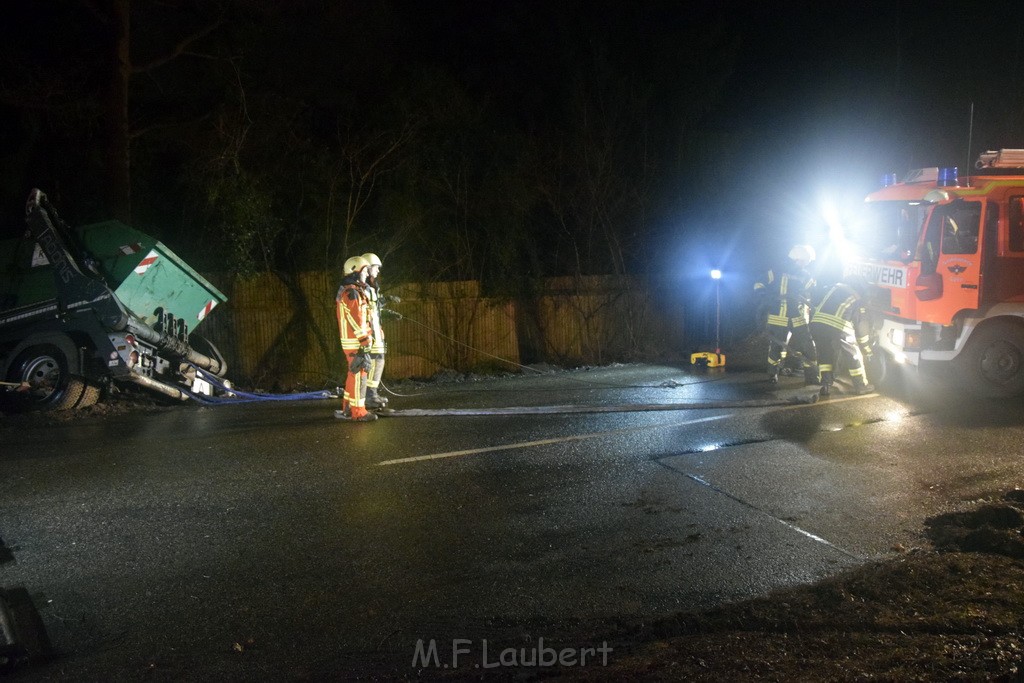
[[690, 351, 726, 368]]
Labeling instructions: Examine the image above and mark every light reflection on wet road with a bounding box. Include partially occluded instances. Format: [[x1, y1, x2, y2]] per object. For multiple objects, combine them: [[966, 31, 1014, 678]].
[[2, 363, 1023, 679]]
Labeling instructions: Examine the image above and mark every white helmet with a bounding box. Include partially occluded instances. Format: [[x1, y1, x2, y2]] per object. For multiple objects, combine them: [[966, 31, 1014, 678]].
[[361, 252, 382, 267], [788, 244, 816, 264], [344, 255, 369, 274]]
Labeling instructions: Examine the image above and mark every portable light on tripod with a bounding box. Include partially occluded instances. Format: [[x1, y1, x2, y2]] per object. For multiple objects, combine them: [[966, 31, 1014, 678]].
[[690, 268, 726, 368]]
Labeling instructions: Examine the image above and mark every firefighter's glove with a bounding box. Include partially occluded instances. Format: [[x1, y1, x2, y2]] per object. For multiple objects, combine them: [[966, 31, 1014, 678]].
[[349, 347, 372, 373]]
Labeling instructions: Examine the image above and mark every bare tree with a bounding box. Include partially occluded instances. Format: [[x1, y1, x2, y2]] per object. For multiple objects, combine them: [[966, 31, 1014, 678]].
[[78, 0, 223, 221], [532, 52, 653, 278], [325, 119, 415, 270]]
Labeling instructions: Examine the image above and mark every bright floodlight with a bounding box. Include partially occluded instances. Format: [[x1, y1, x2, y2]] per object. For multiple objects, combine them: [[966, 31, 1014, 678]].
[[710, 269, 722, 280]]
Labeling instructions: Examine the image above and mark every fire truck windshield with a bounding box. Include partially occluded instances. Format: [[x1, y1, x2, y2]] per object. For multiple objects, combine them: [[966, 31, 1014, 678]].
[[847, 200, 927, 262]]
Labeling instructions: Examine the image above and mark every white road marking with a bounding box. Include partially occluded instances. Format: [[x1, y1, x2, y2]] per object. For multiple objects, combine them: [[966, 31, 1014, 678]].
[[684, 473, 860, 559], [377, 414, 731, 466], [376, 391, 877, 467]]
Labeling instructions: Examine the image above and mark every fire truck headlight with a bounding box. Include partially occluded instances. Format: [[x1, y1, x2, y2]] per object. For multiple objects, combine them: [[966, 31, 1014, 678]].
[[892, 351, 908, 364], [888, 327, 921, 352]]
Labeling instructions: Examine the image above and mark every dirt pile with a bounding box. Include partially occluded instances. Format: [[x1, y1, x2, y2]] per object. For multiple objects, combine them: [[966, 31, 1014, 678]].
[[926, 491, 1024, 560], [556, 491, 1024, 682]]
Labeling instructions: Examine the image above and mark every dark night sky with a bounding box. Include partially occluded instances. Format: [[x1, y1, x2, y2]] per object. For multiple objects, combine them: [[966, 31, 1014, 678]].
[[652, 1, 1024, 278], [2, 0, 1024, 280], [405, 1, 1023, 157], [324, 1, 1024, 257]]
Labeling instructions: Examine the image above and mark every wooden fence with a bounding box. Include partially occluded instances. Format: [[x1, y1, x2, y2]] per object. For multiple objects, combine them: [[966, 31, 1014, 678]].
[[196, 272, 725, 390]]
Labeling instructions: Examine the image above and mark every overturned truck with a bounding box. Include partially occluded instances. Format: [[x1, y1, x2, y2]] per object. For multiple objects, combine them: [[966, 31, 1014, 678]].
[[0, 190, 227, 410]]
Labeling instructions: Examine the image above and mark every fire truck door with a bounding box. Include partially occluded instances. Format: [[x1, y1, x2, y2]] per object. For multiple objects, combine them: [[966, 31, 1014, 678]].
[[924, 198, 983, 320]]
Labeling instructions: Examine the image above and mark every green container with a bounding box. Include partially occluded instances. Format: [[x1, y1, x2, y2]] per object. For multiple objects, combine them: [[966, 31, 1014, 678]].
[[0, 220, 226, 330], [78, 221, 226, 328]]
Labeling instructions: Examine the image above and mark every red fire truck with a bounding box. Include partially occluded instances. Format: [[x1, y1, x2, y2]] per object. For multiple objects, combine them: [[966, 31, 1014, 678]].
[[843, 149, 1024, 397]]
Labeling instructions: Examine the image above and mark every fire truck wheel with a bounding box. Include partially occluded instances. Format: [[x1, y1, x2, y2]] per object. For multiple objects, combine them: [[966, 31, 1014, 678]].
[[957, 321, 1024, 398], [3, 344, 87, 411], [865, 351, 888, 387]]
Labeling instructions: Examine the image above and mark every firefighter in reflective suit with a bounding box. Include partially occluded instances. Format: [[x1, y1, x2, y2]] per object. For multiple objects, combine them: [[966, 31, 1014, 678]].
[[361, 252, 389, 409], [754, 244, 819, 384], [335, 255, 377, 422], [809, 278, 875, 396]]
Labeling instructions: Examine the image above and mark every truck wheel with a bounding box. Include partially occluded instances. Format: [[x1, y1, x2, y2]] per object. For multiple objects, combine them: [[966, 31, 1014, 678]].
[[957, 321, 1024, 398], [75, 382, 101, 409], [4, 344, 87, 411]]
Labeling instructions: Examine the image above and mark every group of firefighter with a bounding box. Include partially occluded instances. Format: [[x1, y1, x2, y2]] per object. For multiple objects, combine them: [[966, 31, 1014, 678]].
[[335, 252, 395, 422], [754, 244, 875, 397], [333, 242, 875, 420]]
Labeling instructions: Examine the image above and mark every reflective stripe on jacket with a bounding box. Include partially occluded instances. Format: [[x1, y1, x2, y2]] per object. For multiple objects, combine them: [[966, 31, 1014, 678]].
[[337, 279, 372, 351], [811, 284, 870, 343], [365, 283, 386, 353], [755, 266, 815, 324]]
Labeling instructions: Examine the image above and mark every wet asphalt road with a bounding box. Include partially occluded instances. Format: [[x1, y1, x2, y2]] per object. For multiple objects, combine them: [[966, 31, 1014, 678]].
[[2, 363, 1024, 680]]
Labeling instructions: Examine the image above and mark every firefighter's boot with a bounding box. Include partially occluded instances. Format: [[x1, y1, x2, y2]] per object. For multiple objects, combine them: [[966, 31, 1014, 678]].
[[349, 406, 378, 422], [803, 363, 820, 386], [852, 377, 876, 395], [819, 370, 834, 397], [366, 388, 389, 409]]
